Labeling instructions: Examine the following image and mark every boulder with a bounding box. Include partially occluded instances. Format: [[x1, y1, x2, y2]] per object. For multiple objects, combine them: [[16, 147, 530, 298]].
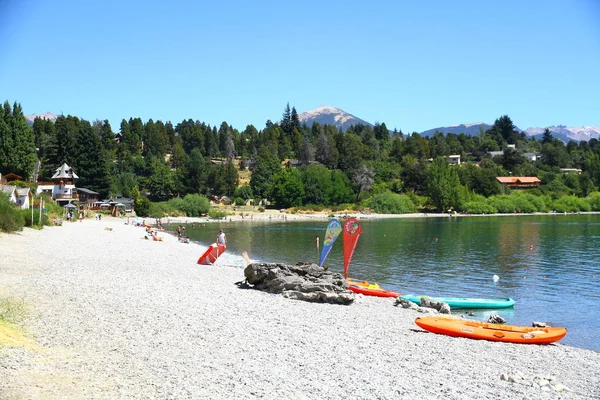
[[419, 297, 451, 314], [487, 314, 506, 324], [243, 262, 355, 305]]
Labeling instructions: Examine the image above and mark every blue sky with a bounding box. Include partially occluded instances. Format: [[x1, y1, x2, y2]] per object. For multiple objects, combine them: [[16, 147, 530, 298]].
[[1, 0, 599, 133]]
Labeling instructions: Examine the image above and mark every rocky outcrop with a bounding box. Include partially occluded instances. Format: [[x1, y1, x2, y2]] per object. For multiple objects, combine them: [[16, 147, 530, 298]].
[[243, 263, 355, 305], [418, 297, 451, 314], [394, 297, 451, 314]]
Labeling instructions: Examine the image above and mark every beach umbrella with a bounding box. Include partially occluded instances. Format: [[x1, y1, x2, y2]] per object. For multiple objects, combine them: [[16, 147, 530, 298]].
[[63, 203, 77, 209]]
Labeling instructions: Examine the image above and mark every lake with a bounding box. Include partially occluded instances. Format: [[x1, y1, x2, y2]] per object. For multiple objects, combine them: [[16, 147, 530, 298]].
[[169, 214, 600, 353]]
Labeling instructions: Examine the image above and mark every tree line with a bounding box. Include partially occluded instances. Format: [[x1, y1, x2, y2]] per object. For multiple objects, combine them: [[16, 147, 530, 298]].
[[2, 100, 600, 215]]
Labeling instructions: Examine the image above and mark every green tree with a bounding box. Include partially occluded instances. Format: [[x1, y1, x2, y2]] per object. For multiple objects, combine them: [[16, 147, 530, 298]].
[[184, 148, 208, 194], [131, 186, 150, 217], [339, 133, 364, 173], [109, 172, 138, 198], [0, 102, 15, 174], [170, 136, 187, 170], [329, 170, 355, 205], [541, 128, 553, 144], [74, 119, 111, 196], [250, 146, 281, 199], [427, 157, 463, 211], [369, 191, 416, 214], [269, 167, 305, 208], [223, 161, 239, 195], [2, 102, 36, 179], [119, 119, 137, 154], [180, 194, 210, 217], [302, 164, 331, 205], [488, 115, 522, 145], [32, 117, 54, 169], [99, 119, 115, 152], [51, 115, 79, 168], [373, 122, 389, 141], [501, 148, 526, 172], [146, 157, 176, 201], [298, 136, 315, 165], [144, 119, 169, 158], [233, 185, 253, 201], [280, 103, 292, 135], [400, 155, 428, 194], [315, 128, 339, 169]]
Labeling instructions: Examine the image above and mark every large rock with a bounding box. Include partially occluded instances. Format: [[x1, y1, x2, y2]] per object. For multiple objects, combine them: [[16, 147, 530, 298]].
[[419, 297, 451, 314], [243, 263, 355, 305]]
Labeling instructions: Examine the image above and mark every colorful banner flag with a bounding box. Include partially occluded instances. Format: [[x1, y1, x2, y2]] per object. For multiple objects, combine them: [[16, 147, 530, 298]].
[[318, 218, 342, 267], [342, 217, 362, 278]]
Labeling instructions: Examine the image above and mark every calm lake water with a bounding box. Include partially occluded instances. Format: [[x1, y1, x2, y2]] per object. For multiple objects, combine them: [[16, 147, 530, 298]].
[[170, 214, 600, 353]]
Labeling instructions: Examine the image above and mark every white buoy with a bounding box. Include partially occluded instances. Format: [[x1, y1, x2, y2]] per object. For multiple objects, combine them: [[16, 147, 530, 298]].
[[493, 274, 500, 282]]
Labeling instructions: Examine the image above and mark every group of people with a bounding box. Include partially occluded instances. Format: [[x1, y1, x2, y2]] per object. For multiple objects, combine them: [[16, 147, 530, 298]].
[[65, 210, 84, 222], [141, 222, 228, 247], [144, 226, 163, 241], [176, 225, 189, 243]]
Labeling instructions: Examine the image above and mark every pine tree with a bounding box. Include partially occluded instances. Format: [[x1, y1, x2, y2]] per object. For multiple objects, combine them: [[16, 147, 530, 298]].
[[0, 102, 14, 173], [281, 103, 292, 135], [291, 106, 300, 132], [74, 119, 111, 196], [9, 102, 37, 179]]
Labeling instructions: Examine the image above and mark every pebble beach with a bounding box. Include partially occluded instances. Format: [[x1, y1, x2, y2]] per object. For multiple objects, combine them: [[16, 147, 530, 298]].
[[1, 217, 599, 399]]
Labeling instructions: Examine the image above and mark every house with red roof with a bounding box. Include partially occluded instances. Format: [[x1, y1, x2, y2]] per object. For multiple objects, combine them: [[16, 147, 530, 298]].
[[496, 177, 541, 189]]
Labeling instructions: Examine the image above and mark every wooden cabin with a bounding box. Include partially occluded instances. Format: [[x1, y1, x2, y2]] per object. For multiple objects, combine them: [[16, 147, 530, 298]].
[[496, 177, 541, 189]]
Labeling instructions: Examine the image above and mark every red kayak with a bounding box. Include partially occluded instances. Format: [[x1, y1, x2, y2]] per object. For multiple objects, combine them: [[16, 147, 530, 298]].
[[349, 285, 401, 298], [197, 243, 226, 265]]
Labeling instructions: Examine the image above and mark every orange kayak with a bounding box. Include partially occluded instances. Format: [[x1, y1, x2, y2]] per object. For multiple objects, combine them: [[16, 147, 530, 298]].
[[415, 316, 567, 344], [349, 285, 401, 298]]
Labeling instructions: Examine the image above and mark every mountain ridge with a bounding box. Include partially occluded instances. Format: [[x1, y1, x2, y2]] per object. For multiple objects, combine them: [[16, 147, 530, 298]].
[[420, 122, 600, 142], [23, 108, 598, 143]]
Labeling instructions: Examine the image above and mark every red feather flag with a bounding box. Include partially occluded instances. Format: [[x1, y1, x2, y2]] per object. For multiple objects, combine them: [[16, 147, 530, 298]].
[[342, 218, 362, 279]]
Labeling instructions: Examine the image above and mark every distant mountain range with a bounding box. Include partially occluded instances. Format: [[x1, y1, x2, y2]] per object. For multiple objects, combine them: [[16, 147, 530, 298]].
[[297, 105, 373, 131], [420, 123, 493, 137], [420, 122, 600, 143], [25, 108, 598, 143]]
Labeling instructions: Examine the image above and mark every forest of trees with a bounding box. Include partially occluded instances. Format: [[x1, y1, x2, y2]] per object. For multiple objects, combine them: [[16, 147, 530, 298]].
[[3, 100, 600, 216]]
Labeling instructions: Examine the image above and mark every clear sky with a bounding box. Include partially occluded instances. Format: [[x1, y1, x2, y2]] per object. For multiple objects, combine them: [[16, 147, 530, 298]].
[[1, 0, 599, 134]]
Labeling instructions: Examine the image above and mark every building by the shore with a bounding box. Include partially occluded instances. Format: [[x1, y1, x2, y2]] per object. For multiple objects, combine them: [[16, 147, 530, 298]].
[[49, 163, 79, 206]]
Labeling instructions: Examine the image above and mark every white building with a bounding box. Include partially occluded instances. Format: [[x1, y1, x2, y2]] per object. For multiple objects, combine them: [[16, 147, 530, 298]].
[[16, 188, 33, 209], [50, 163, 79, 206], [448, 155, 461, 165]]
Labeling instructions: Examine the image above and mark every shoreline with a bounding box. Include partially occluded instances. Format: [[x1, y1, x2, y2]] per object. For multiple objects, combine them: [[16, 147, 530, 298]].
[[154, 210, 600, 226], [1, 219, 599, 398]]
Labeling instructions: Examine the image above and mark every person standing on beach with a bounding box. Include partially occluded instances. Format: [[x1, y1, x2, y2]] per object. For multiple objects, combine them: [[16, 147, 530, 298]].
[[217, 229, 227, 247]]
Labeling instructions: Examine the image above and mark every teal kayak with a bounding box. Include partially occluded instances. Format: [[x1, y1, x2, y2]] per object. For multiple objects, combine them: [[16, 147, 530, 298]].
[[400, 295, 515, 309]]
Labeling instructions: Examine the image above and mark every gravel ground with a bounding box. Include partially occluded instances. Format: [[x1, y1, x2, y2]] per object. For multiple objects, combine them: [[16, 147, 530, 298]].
[[1, 218, 599, 399]]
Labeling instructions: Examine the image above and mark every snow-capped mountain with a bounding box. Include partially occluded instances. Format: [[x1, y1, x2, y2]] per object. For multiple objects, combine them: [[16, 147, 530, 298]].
[[25, 112, 58, 125], [421, 123, 600, 143], [523, 126, 600, 142], [298, 105, 373, 131]]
